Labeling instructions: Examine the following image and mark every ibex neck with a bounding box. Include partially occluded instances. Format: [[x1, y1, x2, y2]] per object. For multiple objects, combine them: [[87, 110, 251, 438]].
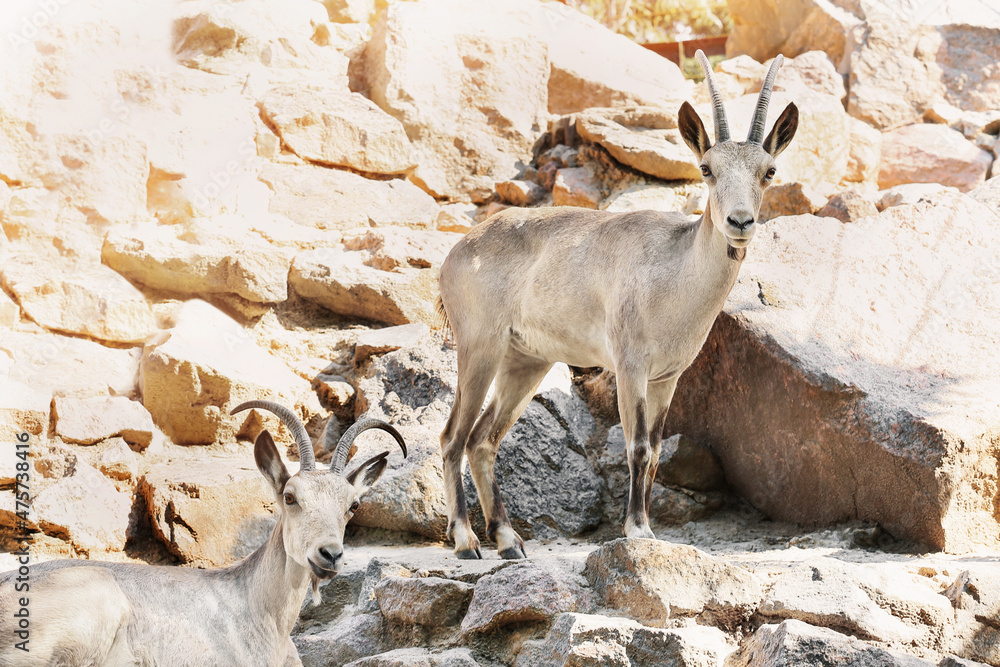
[[221, 517, 311, 637], [696, 200, 746, 266]]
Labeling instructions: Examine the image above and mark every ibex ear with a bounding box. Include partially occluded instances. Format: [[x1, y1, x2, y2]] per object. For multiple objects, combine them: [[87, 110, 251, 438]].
[[763, 103, 798, 158], [345, 451, 390, 496], [255, 431, 290, 496], [678, 101, 711, 160]]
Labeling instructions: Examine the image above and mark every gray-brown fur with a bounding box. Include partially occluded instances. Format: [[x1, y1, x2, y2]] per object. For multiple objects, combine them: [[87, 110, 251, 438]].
[[436, 50, 798, 559], [0, 406, 404, 666]]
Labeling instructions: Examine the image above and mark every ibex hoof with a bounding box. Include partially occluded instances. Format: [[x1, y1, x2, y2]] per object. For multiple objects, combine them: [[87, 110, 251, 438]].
[[455, 547, 482, 560], [498, 545, 526, 560]]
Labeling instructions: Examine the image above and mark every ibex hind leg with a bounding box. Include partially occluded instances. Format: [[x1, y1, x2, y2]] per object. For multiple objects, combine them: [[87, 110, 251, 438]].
[[466, 348, 552, 559], [441, 341, 504, 559]]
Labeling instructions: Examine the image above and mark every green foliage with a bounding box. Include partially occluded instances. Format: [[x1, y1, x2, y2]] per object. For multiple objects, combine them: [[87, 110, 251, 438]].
[[563, 0, 731, 43]]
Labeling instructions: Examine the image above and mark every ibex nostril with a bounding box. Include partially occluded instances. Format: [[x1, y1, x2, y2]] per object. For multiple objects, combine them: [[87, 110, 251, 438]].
[[727, 215, 754, 230], [318, 546, 342, 567]]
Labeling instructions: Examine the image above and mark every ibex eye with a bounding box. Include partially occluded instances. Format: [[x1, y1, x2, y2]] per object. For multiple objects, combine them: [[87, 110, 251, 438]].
[[765, 167, 776, 179], [700, 165, 711, 178], [283, 493, 296, 505], [349, 501, 360, 513]]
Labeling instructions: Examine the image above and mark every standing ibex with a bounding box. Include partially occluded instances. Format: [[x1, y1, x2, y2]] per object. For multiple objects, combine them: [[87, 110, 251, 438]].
[[437, 52, 798, 559], [0, 402, 405, 667]]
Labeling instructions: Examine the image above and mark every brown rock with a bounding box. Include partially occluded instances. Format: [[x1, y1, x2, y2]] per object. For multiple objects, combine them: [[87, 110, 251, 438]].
[[375, 576, 474, 627], [584, 539, 764, 630], [575, 107, 700, 181], [845, 117, 883, 184], [140, 456, 274, 566], [2, 255, 156, 344], [878, 124, 992, 192], [668, 193, 1000, 552], [261, 162, 439, 231], [260, 85, 416, 176], [140, 300, 311, 446], [817, 190, 878, 222], [462, 562, 593, 635], [0, 290, 18, 327], [657, 434, 727, 492], [553, 168, 601, 209], [759, 182, 828, 221], [355, 323, 430, 366], [362, 0, 549, 201], [53, 395, 155, 449], [496, 180, 547, 207], [95, 438, 139, 482], [726, 0, 860, 67]]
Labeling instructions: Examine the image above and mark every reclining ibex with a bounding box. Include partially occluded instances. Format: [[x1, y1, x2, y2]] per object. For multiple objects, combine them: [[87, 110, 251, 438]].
[[0, 401, 405, 667], [437, 52, 798, 559]]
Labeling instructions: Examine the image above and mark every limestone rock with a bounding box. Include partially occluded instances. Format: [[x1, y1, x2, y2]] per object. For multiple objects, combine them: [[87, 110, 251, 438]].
[[876, 183, 959, 211], [848, 21, 1000, 131], [140, 300, 311, 445], [139, 456, 274, 565], [290, 228, 462, 326], [1, 255, 155, 344], [668, 193, 1000, 552], [576, 107, 700, 181], [53, 395, 154, 448], [463, 399, 602, 539], [375, 576, 473, 627], [758, 558, 953, 651], [260, 85, 415, 176], [103, 219, 292, 303], [602, 182, 707, 218], [726, 0, 861, 67], [496, 180, 547, 207], [946, 566, 1000, 665], [346, 648, 481, 667], [0, 330, 140, 399], [782, 51, 846, 100], [351, 342, 456, 539], [363, 0, 549, 201], [462, 562, 593, 635], [729, 619, 937, 666], [878, 124, 992, 193], [357, 558, 414, 614], [0, 290, 18, 327], [261, 162, 438, 231], [436, 203, 477, 233], [969, 177, 1000, 218], [0, 380, 50, 439], [817, 190, 878, 222], [32, 461, 132, 554], [355, 323, 430, 366], [95, 438, 139, 481], [759, 182, 828, 222], [553, 168, 601, 209], [517, 613, 732, 667], [296, 614, 390, 667], [846, 117, 882, 184], [584, 539, 764, 630], [321, 0, 375, 24]]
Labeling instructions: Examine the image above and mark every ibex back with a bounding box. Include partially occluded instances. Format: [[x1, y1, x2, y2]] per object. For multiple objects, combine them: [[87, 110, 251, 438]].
[[0, 402, 405, 666], [437, 51, 798, 559]]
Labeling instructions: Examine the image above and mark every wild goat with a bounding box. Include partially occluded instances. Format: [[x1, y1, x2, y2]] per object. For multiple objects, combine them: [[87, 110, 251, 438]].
[[0, 401, 405, 667], [437, 51, 798, 559]]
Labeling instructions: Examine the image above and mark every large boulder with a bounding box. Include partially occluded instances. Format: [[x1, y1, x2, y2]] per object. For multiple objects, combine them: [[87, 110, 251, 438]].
[[877, 124, 992, 193], [575, 107, 700, 182], [1, 255, 156, 344], [103, 218, 293, 304], [260, 162, 438, 231], [260, 85, 416, 176], [584, 539, 765, 630], [295, 614, 391, 667], [726, 0, 861, 67], [361, 0, 549, 201], [140, 300, 313, 445], [375, 576, 474, 627], [668, 192, 1000, 552], [848, 20, 1000, 131], [53, 395, 155, 449], [139, 455, 275, 566]]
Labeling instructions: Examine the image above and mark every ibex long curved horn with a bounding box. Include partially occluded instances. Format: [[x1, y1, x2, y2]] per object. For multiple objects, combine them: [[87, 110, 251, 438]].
[[330, 417, 407, 475], [747, 54, 784, 145], [231, 400, 316, 472], [696, 49, 729, 144]]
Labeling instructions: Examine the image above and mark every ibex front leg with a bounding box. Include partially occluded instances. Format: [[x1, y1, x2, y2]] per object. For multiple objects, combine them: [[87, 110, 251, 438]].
[[616, 361, 658, 539]]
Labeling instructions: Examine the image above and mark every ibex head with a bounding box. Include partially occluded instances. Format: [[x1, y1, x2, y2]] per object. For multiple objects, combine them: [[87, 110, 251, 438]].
[[232, 401, 406, 582], [678, 50, 798, 257]]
